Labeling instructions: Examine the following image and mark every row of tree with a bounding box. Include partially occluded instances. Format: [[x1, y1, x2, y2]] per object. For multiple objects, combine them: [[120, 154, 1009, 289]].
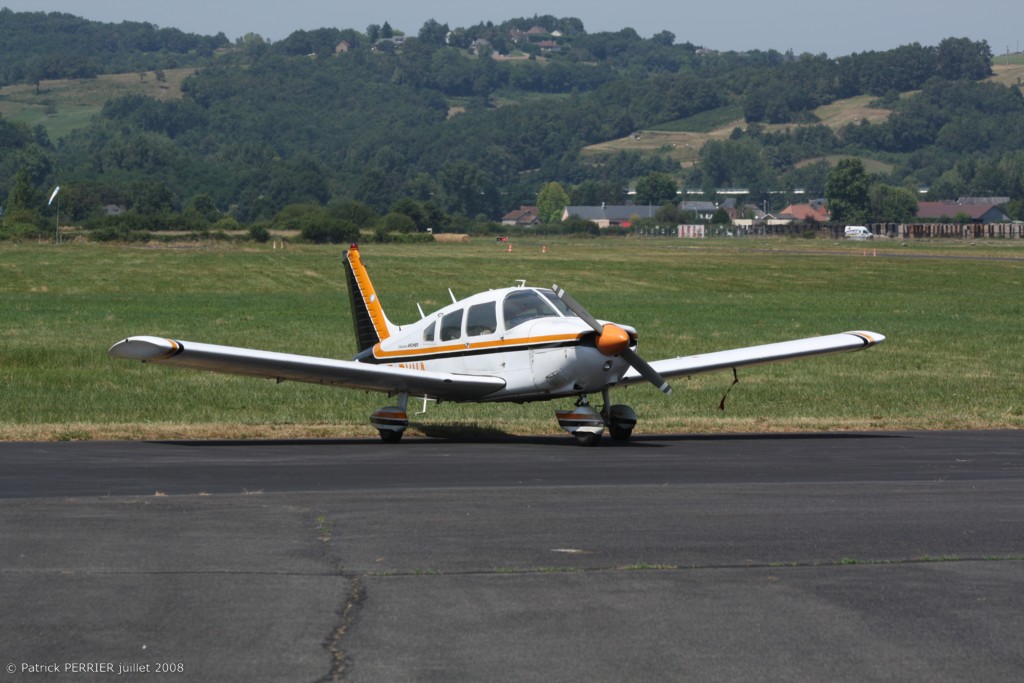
[[740, 38, 993, 123], [0, 8, 228, 85]]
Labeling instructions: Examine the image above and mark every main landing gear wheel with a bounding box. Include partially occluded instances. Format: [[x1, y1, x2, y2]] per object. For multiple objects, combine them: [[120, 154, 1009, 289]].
[[604, 401, 637, 442], [608, 424, 634, 441], [371, 394, 409, 444]]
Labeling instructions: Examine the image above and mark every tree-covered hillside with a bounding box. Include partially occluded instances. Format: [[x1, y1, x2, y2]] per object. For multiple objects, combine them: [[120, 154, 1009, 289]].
[[1, 9, 1021, 236], [0, 8, 228, 84]]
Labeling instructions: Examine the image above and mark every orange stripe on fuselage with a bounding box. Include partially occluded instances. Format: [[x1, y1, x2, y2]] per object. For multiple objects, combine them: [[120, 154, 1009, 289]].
[[372, 332, 587, 361], [347, 247, 390, 342]]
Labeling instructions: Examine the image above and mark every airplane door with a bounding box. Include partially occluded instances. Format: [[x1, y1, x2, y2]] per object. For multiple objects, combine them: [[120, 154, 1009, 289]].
[[463, 301, 507, 373]]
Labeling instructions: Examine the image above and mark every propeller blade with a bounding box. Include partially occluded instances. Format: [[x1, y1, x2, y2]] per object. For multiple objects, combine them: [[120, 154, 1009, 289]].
[[622, 348, 673, 395], [553, 284, 673, 395], [552, 284, 603, 333]]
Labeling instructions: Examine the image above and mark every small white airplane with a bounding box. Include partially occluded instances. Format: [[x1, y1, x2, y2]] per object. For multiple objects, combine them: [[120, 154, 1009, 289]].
[[109, 245, 885, 445]]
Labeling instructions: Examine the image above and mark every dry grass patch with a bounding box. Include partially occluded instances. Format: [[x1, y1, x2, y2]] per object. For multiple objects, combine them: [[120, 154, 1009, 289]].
[[582, 126, 740, 166], [583, 94, 895, 167], [988, 62, 1024, 88]]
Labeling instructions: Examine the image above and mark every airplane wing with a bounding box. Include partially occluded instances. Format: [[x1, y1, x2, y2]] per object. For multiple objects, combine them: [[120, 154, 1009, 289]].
[[618, 331, 885, 386], [108, 336, 505, 401]]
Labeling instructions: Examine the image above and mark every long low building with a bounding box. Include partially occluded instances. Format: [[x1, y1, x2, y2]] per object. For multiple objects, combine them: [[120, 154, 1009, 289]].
[[916, 201, 1011, 224], [561, 205, 657, 228]]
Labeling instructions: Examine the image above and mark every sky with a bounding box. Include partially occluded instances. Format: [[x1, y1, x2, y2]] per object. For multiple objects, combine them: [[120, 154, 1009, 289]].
[[4, 1, 1023, 58]]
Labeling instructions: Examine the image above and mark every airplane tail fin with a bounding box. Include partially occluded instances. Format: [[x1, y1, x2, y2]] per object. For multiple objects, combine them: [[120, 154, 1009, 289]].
[[343, 245, 398, 354]]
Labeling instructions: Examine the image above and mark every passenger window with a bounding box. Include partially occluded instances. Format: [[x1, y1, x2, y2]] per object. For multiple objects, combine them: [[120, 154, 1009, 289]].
[[466, 302, 497, 337], [440, 309, 463, 341], [423, 321, 436, 342]]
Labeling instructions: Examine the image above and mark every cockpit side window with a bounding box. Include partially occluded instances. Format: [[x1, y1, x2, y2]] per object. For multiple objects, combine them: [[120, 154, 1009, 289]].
[[502, 290, 560, 330], [466, 302, 497, 337], [423, 320, 436, 342], [440, 309, 463, 341]]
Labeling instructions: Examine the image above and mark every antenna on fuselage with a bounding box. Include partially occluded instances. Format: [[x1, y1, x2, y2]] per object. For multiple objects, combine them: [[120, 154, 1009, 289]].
[[515, 279, 527, 288], [416, 303, 426, 319], [448, 288, 457, 303]]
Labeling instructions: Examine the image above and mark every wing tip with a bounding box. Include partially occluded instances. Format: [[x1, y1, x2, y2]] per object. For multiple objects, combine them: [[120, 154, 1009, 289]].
[[848, 331, 886, 347], [108, 336, 182, 361]]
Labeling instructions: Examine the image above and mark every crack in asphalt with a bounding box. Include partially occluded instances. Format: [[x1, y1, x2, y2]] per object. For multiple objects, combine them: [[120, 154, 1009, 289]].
[[320, 576, 364, 683]]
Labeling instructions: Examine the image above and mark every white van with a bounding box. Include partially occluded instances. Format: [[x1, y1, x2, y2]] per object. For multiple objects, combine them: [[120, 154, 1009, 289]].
[[844, 225, 873, 240]]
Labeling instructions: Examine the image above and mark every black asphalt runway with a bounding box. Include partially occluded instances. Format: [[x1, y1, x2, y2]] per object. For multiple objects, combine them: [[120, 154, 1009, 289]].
[[1, 431, 1022, 682]]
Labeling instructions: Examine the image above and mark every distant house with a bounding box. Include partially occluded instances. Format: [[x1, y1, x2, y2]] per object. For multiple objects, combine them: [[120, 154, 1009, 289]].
[[777, 202, 830, 223], [562, 205, 657, 228], [917, 201, 1010, 223], [720, 198, 736, 219], [728, 203, 770, 222], [502, 206, 541, 226], [536, 40, 561, 53], [720, 198, 743, 220], [335, 41, 351, 54], [678, 200, 718, 221]]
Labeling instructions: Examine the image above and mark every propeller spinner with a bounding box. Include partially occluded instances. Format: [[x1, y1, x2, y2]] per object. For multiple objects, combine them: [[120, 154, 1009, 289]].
[[552, 285, 672, 395]]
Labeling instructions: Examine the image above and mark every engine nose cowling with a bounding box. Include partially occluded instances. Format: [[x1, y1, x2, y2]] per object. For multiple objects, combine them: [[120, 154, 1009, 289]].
[[595, 323, 631, 356]]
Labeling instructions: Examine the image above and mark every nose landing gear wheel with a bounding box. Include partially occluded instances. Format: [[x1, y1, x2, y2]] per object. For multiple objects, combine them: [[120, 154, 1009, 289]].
[[556, 398, 606, 446], [378, 429, 403, 443], [573, 431, 602, 447]]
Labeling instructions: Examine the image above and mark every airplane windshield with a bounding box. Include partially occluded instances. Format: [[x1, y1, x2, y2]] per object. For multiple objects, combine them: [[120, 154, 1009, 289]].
[[503, 290, 564, 329], [541, 290, 575, 317]]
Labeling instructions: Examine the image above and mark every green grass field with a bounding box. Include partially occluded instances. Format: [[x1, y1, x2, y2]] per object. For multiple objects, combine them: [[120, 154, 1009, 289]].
[[647, 105, 746, 133], [2, 238, 1023, 441], [0, 68, 192, 141]]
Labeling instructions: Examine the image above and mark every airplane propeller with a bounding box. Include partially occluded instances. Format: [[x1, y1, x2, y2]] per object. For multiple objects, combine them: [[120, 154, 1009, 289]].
[[552, 285, 672, 395]]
